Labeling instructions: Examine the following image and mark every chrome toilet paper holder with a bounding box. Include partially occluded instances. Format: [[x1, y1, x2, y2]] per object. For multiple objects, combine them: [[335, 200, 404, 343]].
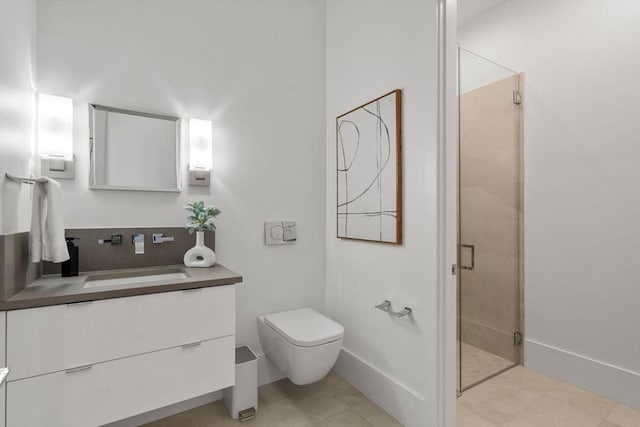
[[374, 300, 412, 317]]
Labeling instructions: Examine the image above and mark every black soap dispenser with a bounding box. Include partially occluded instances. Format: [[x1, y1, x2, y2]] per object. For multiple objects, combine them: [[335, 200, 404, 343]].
[[62, 237, 79, 277]]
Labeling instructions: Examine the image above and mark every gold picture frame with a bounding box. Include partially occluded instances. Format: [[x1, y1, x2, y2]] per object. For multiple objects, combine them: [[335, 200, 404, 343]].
[[336, 89, 402, 244]]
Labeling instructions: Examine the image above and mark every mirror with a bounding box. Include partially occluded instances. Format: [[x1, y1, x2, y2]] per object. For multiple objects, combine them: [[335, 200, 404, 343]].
[[89, 104, 181, 192]]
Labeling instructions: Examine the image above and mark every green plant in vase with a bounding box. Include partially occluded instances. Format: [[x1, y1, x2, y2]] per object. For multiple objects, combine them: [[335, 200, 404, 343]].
[[185, 201, 222, 233], [184, 201, 221, 267]]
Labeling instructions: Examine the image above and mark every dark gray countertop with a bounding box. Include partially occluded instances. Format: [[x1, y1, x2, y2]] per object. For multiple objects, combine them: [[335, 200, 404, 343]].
[[1, 264, 242, 311]]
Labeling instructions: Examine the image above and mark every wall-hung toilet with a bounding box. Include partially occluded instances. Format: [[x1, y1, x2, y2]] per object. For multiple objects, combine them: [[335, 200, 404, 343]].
[[257, 308, 344, 385]]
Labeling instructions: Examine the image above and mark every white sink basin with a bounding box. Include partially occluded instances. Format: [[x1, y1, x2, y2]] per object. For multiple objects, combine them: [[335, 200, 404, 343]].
[[84, 269, 189, 288]]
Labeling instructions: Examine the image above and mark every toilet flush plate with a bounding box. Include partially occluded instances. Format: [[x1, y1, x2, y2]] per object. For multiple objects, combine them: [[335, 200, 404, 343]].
[[264, 221, 297, 245]]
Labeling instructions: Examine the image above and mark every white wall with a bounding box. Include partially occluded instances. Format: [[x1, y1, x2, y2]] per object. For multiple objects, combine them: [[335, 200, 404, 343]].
[[459, 0, 640, 409], [36, 0, 327, 375], [326, 1, 438, 425], [457, 0, 505, 27], [0, 0, 37, 235]]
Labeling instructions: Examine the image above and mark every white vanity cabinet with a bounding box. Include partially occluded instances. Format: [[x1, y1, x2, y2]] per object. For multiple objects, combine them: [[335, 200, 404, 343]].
[[4, 285, 236, 427]]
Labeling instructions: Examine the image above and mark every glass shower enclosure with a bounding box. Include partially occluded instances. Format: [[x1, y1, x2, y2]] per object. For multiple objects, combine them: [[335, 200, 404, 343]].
[[457, 47, 523, 393]]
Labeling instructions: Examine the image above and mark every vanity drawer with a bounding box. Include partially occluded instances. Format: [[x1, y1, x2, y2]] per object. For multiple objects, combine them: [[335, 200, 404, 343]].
[[7, 334, 234, 427], [7, 285, 235, 380]]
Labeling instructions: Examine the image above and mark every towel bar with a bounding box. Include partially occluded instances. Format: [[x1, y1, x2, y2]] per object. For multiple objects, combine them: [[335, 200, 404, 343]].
[[5, 172, 47, 185], [375, 300, 412, 317]]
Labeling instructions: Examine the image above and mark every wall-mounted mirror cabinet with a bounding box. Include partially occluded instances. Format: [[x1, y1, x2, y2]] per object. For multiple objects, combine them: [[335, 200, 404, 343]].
[[89, 104, 181, 192]]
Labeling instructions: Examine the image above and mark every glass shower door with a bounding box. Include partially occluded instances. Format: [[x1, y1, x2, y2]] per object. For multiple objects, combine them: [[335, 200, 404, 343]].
[[457, 47, 522, 392]]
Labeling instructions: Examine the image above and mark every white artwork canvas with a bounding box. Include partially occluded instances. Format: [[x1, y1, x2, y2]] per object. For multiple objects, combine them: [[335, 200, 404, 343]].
[[264, 221, 297, 245], [336, 90, 402, 243]]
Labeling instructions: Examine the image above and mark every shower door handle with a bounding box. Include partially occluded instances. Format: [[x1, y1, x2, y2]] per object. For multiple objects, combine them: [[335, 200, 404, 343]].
[[460, 244, 475, 271]]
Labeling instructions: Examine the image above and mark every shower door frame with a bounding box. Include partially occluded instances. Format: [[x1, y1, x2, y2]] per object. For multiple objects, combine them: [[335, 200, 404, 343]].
[[435, 1, 459, 426], [456, 48, 524, 394], [434, 1, 527, 425]]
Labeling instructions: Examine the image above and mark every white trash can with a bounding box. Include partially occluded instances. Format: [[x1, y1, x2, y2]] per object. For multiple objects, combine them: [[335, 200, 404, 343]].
[[223, 346, 258, 421]]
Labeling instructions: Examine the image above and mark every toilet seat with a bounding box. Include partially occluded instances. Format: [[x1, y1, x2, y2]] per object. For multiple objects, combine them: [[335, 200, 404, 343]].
[[263, 308, 344, 347]]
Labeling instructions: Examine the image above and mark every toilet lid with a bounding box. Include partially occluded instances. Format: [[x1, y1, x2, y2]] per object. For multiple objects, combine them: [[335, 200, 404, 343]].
[[264, 308, 344, 347]]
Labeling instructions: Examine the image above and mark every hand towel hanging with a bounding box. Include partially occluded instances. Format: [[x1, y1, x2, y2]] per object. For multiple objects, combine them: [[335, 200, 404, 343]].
[[30, 177, 70, 263]]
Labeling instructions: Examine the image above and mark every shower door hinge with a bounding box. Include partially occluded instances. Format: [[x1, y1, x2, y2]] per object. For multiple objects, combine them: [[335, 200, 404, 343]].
[[513, 331, 523, 347], [513, 90, 522, 105], [451, 264, 457, 276]]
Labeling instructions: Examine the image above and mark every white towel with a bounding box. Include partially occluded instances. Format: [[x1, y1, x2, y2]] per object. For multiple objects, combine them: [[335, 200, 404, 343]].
[[30, 177, 70, 263]]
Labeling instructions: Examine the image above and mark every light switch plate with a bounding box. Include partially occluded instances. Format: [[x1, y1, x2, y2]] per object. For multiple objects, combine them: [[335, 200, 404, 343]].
[[264, 221, 297, 245]]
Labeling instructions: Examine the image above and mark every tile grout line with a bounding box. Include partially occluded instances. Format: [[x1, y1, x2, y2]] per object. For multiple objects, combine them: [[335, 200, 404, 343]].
[[598, 403, 623, 426], [311, 407, 373, 427]]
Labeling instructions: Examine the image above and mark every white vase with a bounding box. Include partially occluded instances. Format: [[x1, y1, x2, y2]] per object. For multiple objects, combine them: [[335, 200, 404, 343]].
[[184, 231, 216, 268]]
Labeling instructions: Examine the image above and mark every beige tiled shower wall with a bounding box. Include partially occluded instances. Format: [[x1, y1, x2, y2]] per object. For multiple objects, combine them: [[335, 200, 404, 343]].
[[459, 75, 522, 363]]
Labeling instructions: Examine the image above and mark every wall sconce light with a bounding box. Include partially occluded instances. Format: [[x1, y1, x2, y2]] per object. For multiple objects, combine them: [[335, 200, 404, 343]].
[[38, 93, 74, 179], [188, 118, 212, 186]]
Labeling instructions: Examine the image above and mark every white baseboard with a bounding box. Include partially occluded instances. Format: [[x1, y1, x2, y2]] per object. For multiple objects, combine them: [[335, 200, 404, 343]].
[[525, 339, 640, 410], [333, 348, 428, 427]]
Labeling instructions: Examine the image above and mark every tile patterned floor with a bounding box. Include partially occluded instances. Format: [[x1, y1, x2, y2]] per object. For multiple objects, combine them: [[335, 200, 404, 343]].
[[460, 342, 516, 390], [458, 366, 640, 427], [144, 372, 402, 427]]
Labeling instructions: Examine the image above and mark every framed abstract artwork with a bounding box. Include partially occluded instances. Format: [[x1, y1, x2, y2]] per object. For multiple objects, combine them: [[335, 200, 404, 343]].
[[336, 89, 402, 244]]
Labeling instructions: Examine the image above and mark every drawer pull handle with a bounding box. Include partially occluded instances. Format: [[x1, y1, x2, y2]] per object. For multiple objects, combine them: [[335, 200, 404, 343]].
[[181, 341, 202, 349], [66, 300, 93, 307], [182, 288, 202, 293], [66, 364, 93, 374]]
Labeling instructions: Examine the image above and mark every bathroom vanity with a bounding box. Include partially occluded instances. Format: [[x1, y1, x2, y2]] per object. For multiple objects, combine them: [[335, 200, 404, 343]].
[[0, 264, 242, 427]]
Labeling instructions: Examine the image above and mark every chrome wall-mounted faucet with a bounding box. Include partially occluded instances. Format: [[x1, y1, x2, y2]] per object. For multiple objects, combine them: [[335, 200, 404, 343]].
[[132, 234, 144, 255]]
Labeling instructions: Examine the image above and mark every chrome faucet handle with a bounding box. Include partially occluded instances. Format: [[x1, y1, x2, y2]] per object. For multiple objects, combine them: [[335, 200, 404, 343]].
[[98, 234, 122, 245], [152, 233, 175, 244]]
